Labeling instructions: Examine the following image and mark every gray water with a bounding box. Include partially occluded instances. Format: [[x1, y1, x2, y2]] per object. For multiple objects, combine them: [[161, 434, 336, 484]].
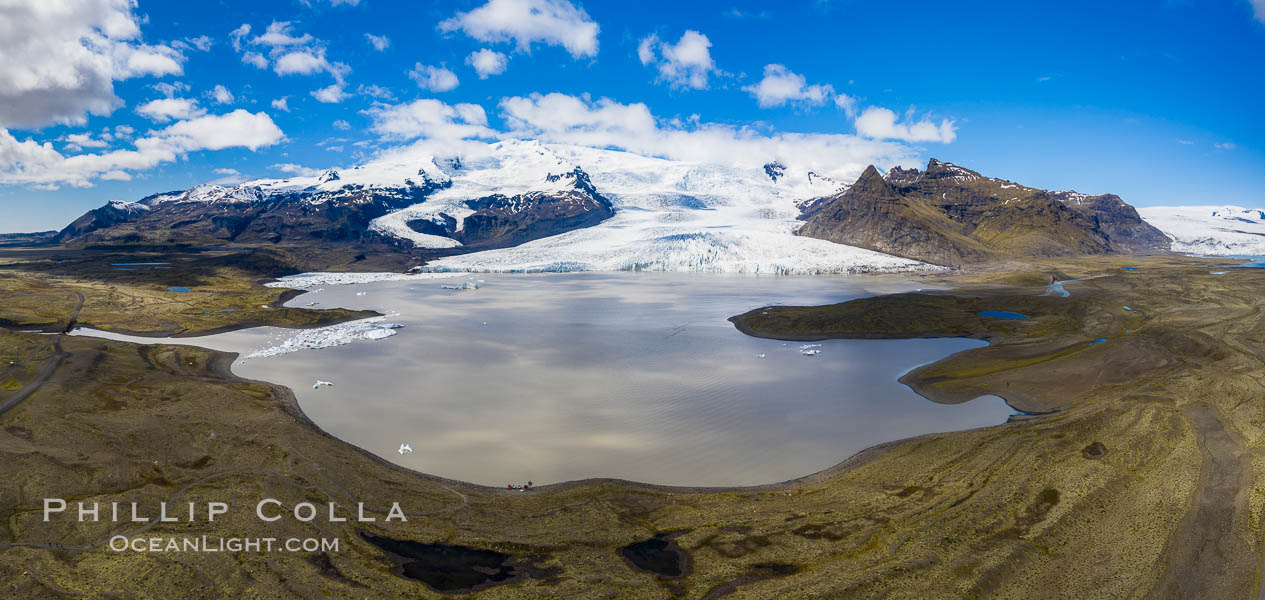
[[79, 272, 1013, 487]]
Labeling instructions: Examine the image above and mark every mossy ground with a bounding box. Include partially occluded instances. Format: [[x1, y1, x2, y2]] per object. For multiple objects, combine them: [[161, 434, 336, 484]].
[[1, 249, 1262, 599]]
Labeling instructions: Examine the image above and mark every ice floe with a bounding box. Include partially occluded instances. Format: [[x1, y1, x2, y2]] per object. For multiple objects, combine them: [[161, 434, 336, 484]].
[[246, 316, 406, 358]]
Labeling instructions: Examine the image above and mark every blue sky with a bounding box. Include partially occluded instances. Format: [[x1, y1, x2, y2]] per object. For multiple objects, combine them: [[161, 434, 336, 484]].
[[1, 0, 1262, 231]]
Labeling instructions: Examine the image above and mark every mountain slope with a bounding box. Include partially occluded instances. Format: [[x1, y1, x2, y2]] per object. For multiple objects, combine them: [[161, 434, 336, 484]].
[[797, 159, 1169, 266], [54, 141, 615, 263]]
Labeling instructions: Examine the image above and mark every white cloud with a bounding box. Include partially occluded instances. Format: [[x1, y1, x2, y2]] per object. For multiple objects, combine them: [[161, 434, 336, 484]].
[[271, 97, 290, 111], [235, 21, 348, 83], [230, 24, 251, 51], [241, 51, 269, 69], [743, 64, 834, 108], [638, 30, 715, 90], [311, 84, 350, 103], [274, 50, 326, 75], [151, 81, 190, 97], [160, 110, 285, 151], [135, 98, 205, 122], [409, 64, 460, 92], [467, 49, 509, 78], [333, 119, 351, 130], [0, 0, 187, 128], [211, 167, 245, 184], [1216, 142, 1237, 150], [854, 107, 957, 143], [252, 21, 313, 47], [0, 110, 284, 188], [365, 33, 390, 51], [59, 132, 110, 152], [493, 93, 918, 178], [439, 0, 599, 58], [209, 85, 234, 105], [357, 84, 394, 100], [363, 99, 494, 141], [1253, 0, 1265, 24], [637, 35, 657, 65], [834, 94, 858, 119], [272, 163, 321, 176], [188, 35, 214, 52]]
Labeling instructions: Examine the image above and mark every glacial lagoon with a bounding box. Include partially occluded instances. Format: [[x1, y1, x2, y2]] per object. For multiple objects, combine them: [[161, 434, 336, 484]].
[[78, 272, 1014, 487]]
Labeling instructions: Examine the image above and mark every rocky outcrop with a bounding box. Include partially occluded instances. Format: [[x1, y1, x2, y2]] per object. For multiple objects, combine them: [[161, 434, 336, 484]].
[[797, 159, 1168, 266]]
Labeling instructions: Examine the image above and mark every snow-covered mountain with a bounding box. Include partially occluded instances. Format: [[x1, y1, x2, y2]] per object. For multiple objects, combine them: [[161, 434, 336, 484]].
[[1138, 206, 1265, 256], [415, 142, 925, 274], [59, 139, 933, 274]]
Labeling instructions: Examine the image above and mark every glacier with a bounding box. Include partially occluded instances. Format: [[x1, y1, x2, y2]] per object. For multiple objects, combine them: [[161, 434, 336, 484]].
[[385, 141, 934, 274], [1138, 205, 1265, 256]]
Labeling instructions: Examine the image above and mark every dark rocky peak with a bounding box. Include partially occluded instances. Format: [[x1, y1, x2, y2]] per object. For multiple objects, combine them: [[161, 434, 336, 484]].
[[544, 166, 599, 196], [848, 165, 899, 197], [924, 158, 982, 182], [884, 165, 923, 185], [318, 169, 340, 183], [764, 161, 786, 182]]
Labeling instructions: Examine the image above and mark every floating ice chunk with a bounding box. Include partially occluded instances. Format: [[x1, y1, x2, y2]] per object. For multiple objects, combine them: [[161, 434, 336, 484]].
[[355, 291, 368, 296], [314, 380, 334, 389], [441, 281, 480, 290], [305, 302, 319, 307], [247, 315, 404, 358], [756, 353, 766, 358], [398, 443, 413, 455], [800, 344, 823, 356]]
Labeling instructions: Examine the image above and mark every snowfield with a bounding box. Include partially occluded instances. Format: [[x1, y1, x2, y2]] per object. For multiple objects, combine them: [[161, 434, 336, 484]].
[[1139, 206, 1265, 256]]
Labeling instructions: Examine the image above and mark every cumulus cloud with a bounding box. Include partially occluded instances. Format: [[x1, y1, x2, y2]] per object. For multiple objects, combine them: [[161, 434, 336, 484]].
[[365, 33, 390, 51], [439, 0, 599, 58], [135, 98, 205, 122], [637, 31, 716, 90], [363, 99, 494, 141], [743, 64, 834, 108], [834, 94, 858, 119], [234, 21, 349, 84], [854, 107, 957, 143], [409, 64, 460, 92], [0, 0, 187, 128], [422, 93, 912, 179], [230, 24, 251, 51], [271, 163, 322, 176], [311, 84, 350, 103], [467, 49, 509, 78], [252, 21, 313, 47], [357, 84, 394, 100], [274, 50, 327, 75], [358, 94, 917, 178], [271, 97, 290, 111], [333, 119, 351, 130], [0, 110, 284, 188], [151, 81, 190, 97], [209, 84, 235, 105]]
